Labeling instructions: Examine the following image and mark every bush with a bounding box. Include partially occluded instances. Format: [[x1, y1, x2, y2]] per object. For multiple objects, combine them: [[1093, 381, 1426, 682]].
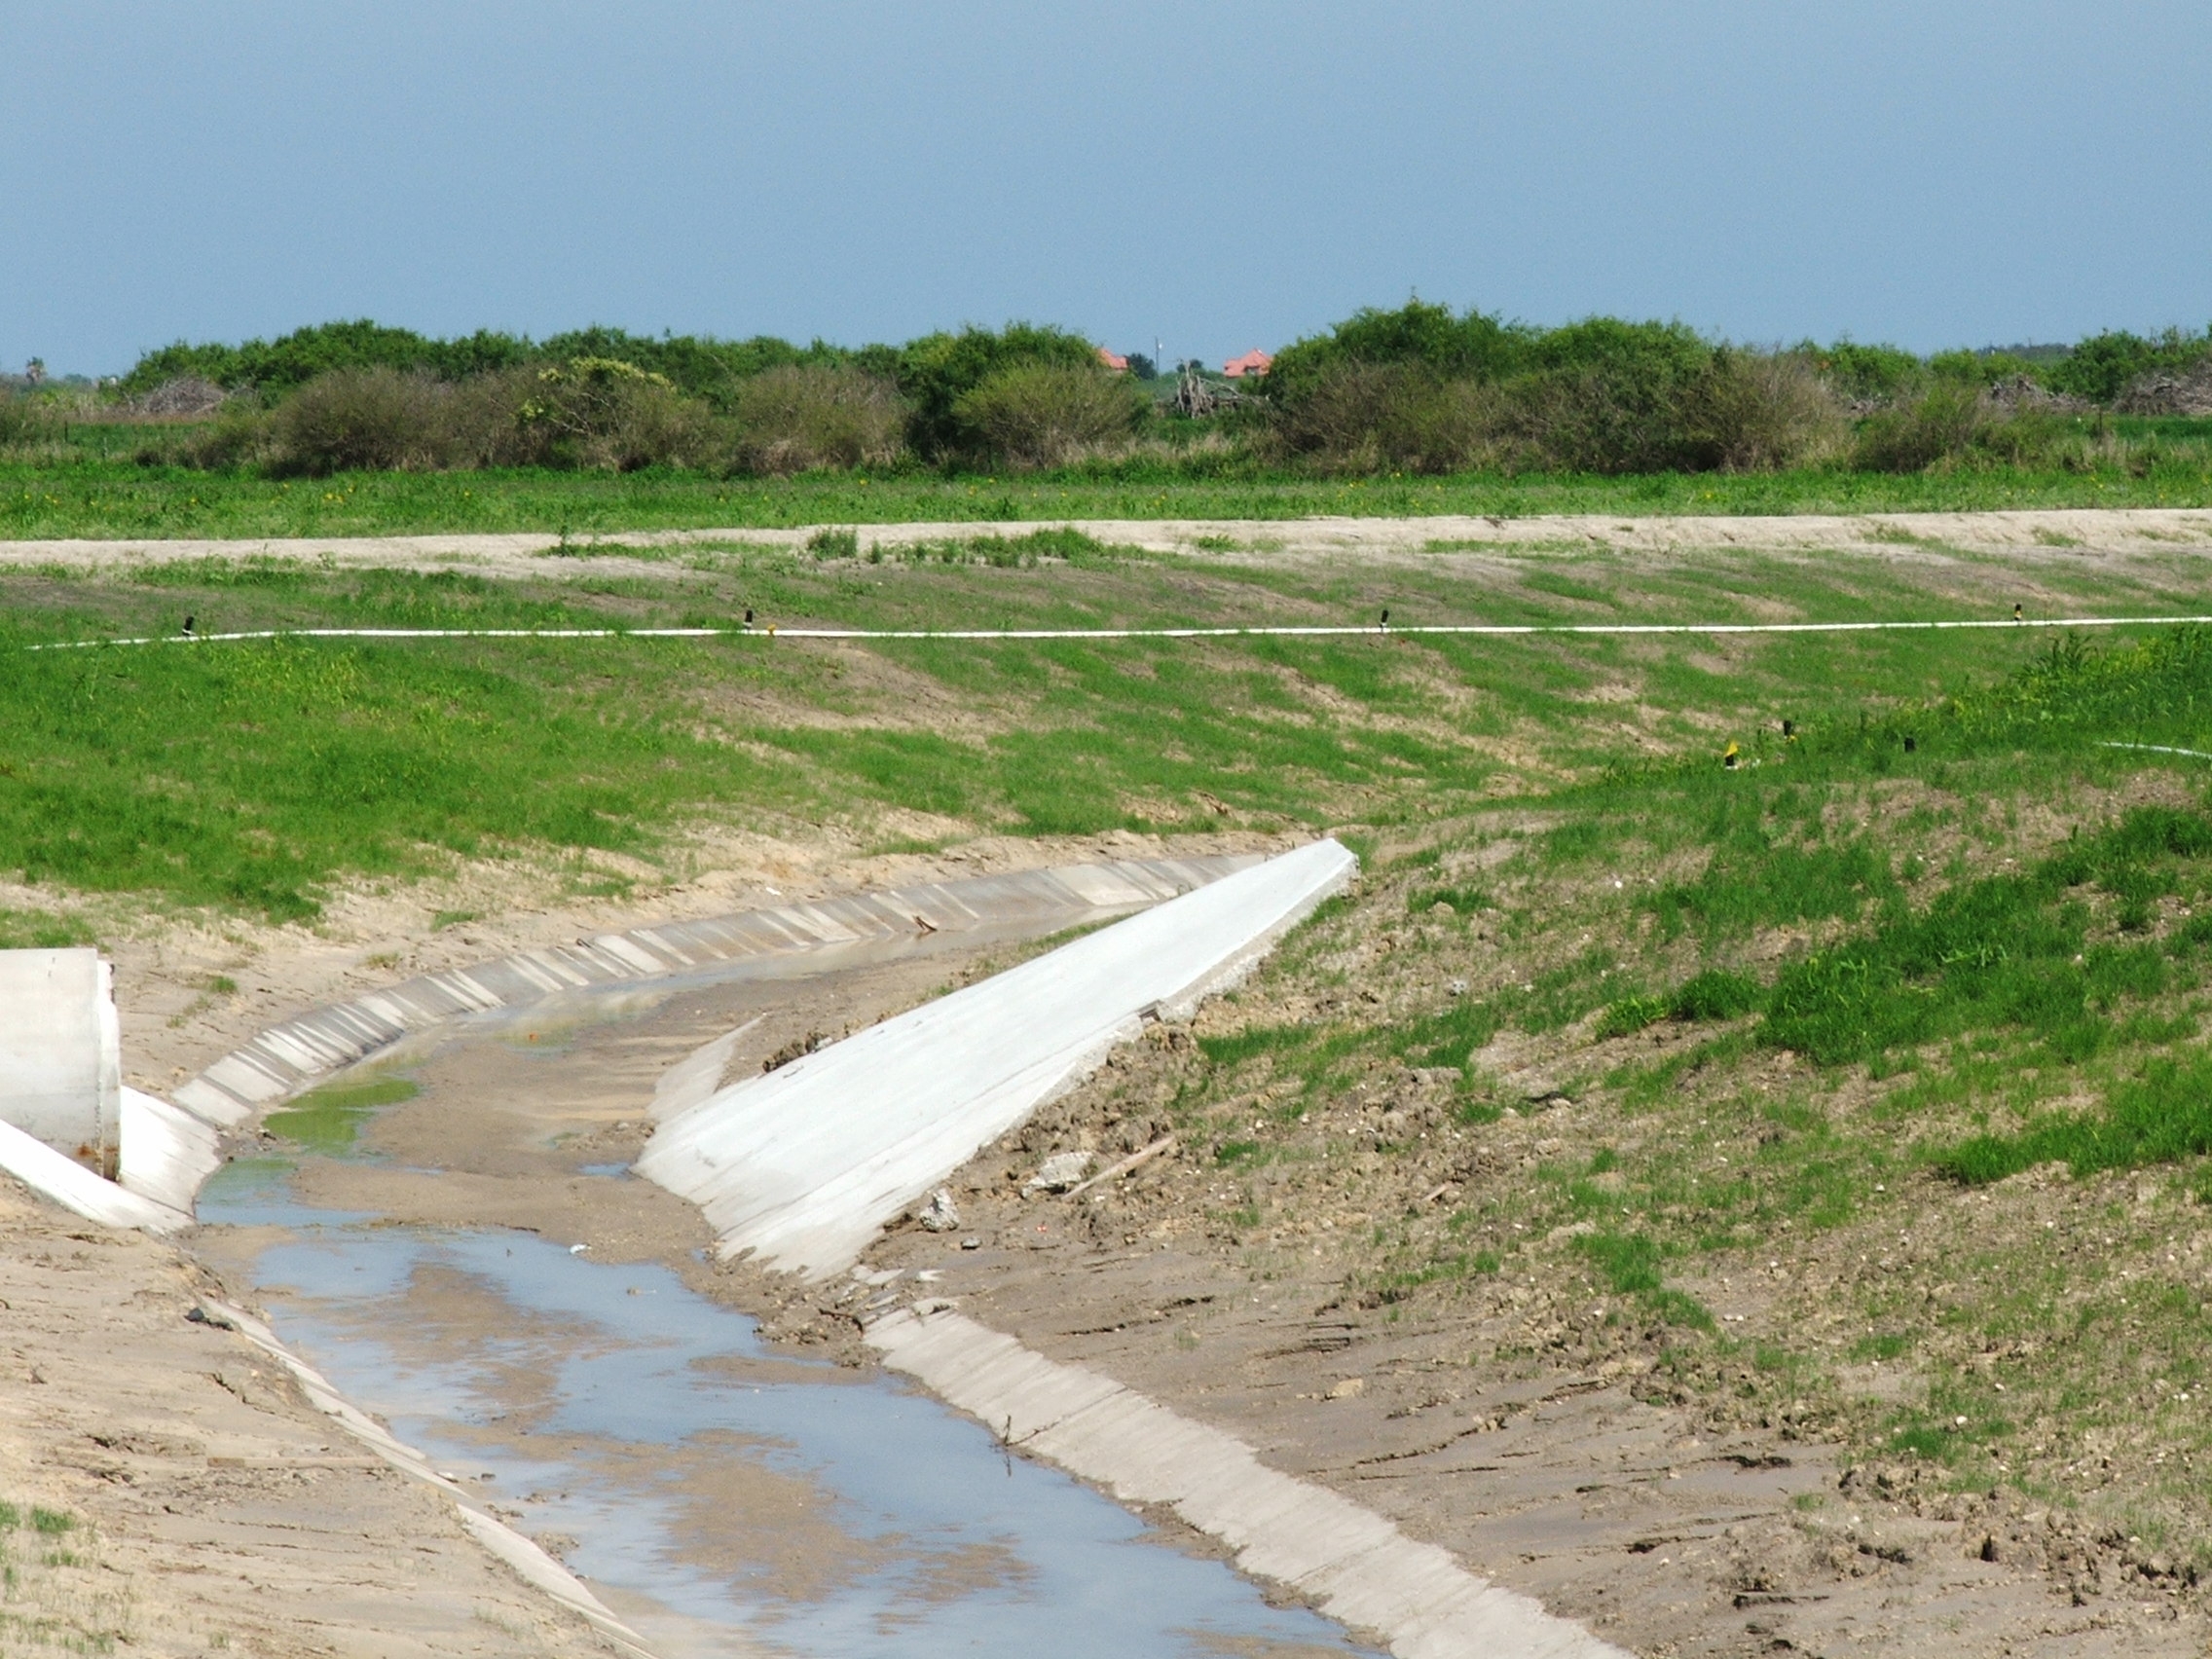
[[727, 365, 904, 474], [1490, 318, 1719, 474], [2046, 328, 2212, 406], [262, 357, 719, 474], [1264, 300, 1531, 409], [1268, 362, 1502, 473], [1850, 383, 2087, 473], [267, 368, 453, 475], [896, 324, 1106, 461], [1266, 330, 1835, 476], [515, 358, 717, 471], [123, 319, 533, 398], [1850, 382, 1993, 472], [950, 362, 1145, 468], [537, 327, 855, 407], [437, 368, 540, 467], [0, 392, 55, 447], [1676, 350, 1846, 472], [1810, 341, 1925, 405], [174, 403, 273, 469]]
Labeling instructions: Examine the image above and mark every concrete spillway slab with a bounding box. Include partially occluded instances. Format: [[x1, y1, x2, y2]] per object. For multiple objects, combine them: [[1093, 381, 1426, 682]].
[[0, 948, 121, 1170], [636, 838, 1357, 1279]]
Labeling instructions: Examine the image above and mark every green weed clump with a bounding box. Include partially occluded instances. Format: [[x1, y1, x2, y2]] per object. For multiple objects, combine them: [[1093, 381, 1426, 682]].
[[1574, 1232, 1714, 1329], [1939, 1051, 2212, 1185], [1649, 832, 1896, 940], [1757, 808, 2210, 1067], [265, 1076, 421, 1154]]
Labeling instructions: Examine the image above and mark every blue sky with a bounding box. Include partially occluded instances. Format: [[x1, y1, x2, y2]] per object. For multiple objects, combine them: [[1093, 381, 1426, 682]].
[[4, 1, 2207, 375]]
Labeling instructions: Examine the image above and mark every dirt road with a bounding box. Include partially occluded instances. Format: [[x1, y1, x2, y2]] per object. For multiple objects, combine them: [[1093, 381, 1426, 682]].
[[2, 506, 2208, 583]]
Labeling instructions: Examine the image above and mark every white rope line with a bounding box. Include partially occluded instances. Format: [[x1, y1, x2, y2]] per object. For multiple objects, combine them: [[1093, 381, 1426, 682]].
[[18, 613, 2212, 652], [2100, 742, 2212, 761]]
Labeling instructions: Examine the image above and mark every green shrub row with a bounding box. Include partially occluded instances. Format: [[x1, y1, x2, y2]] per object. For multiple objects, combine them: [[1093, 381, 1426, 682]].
[[11, 304, 2208, 479]]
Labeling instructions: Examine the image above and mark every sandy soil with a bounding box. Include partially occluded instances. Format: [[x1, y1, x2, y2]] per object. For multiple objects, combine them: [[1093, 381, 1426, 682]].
[[855, 1145, 2206, 1659], [0, 1179, 625, 1659]]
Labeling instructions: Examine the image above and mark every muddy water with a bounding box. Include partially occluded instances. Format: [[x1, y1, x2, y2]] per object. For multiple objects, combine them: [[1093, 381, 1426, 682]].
[[196, 960, 1384, 1659]]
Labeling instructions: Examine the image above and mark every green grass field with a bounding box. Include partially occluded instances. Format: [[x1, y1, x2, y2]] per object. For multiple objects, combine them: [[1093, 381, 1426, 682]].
[[4, 528, 2198, 922], [5, 411, 2212, 541]]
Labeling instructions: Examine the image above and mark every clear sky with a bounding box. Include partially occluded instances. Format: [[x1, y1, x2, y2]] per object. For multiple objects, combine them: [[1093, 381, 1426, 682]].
[[4, 1, 2207, 376]]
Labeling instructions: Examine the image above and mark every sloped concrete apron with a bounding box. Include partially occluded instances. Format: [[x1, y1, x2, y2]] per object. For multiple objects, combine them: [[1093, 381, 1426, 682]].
[[637, 838, 1362, 1279]]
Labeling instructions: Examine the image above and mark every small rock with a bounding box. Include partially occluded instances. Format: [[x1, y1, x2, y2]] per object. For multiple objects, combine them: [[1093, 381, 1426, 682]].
[[959, 1236, 981, 1251], [1326, 1378, 1367, 1401], [916, 1188, 962, 1232], [1026, 1151, 1093, 1194]]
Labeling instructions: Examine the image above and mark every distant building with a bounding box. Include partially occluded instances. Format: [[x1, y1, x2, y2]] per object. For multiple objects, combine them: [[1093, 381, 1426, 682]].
[[1097, 347, 1128, 373], [1223, 349, 1272, 379]]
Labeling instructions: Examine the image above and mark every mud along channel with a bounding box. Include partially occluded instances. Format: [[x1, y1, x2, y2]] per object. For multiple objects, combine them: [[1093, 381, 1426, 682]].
[[190, 944, 1384, 1659]]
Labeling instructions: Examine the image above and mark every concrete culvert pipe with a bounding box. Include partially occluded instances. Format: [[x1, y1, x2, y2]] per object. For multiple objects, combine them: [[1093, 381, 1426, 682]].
[[0, 948, 122, 1177]]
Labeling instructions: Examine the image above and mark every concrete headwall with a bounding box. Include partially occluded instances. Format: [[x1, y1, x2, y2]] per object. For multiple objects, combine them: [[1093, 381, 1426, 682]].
[[0, 948, 122, 1175]]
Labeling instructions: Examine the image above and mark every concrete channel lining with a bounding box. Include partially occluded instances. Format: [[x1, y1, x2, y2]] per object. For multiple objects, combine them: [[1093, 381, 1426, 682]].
[[163, 852, 1263, 1202], [0, 839, 1626, 1659], [635, 837, 1358, 1280], [868, 1306, 1628, 1659]]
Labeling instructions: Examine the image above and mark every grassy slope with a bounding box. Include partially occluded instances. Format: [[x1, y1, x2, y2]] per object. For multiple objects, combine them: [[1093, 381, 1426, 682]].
[[6, 414, 2212, 539], [10, 534, 2212, 1564]]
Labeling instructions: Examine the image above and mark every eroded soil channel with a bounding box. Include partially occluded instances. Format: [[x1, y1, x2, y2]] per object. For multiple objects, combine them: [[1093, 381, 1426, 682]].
[[192, 941, 1382, 1659]]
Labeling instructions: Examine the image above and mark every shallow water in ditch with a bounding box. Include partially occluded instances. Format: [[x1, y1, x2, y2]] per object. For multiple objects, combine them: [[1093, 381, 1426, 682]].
[[201, 1116, 1384, 1657]]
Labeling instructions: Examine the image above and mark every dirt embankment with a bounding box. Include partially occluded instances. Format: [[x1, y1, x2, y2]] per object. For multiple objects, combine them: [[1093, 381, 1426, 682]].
[[833, 1042, 2209, 1659]]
